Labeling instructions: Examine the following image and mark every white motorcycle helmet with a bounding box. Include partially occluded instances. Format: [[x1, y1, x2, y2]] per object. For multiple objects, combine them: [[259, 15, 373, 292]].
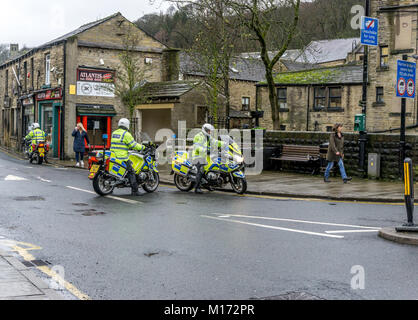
[[202, 123, 215, 138], [118, 118, 130, 130], [32, 123, 40, 129]]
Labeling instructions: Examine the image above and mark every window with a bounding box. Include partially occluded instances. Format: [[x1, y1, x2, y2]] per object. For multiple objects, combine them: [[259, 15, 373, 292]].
[[329, 87, 342, 108], [5, 69, 8, 95], [376, 87, 384, 103], [277, 88, 287, 109], [380, 46, 389, 68], [23, 61, 27, 92], [45, 54, 51, 85], [31, 58, 34, 89], [326, 126, 333, 132], [280, 125, 286, 131], [314, 87, 326, 109], [242, 97, 250, 111]]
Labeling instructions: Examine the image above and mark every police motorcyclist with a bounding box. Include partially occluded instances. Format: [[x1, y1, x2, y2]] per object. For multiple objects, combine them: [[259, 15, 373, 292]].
[[110, 118, 146, 196], [192, 123, 225, 194], [25, 123, 47, 163]]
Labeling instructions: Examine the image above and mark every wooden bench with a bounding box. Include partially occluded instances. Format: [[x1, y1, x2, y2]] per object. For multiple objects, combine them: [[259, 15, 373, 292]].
[[270, 145, 321, 174]]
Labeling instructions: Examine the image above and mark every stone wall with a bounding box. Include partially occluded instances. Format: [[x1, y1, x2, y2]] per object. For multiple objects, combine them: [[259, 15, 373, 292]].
[[263, 130, 418, 180]]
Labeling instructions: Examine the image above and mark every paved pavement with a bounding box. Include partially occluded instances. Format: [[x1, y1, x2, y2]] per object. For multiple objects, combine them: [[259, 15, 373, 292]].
[[0, 149, 417, 300], [0, 249, 63, 300]]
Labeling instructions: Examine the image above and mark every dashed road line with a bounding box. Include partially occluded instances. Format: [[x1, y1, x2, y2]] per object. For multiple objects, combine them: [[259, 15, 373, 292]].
[[66, 186, 142, 204]]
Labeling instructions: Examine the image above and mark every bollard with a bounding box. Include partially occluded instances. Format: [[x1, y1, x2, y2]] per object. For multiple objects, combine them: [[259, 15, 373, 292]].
[[396, 158, 418, 232]]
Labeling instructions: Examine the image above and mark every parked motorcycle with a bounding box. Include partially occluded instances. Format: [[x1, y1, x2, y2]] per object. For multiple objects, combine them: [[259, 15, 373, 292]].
[[88, 133, 160, 196], [22, 139, 50, 165], [171, 135, 247, 194]]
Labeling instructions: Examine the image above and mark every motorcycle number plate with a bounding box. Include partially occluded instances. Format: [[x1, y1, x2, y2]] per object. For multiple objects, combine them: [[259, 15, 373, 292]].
[[39, 148, 45, 153], [90, 165, 100, 173]]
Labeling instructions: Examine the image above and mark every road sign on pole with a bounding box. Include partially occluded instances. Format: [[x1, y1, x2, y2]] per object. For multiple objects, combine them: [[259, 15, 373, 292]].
[[360, 16, 379, 46], [396, 60, 416, 99]]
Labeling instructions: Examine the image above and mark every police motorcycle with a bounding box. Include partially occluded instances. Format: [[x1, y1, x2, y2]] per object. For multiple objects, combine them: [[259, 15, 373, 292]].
[[22, 138, 50, 165], [171, 135, 247, 194], [88, 133, 160, 196]]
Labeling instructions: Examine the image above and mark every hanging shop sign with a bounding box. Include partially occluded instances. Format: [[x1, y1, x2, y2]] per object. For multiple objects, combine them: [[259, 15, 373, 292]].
[[36, 88, 62, 101], [77, 68, 115, 98]]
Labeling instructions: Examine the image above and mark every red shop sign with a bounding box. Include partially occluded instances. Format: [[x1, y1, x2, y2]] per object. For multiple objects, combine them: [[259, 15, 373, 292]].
[[36, 88, 62, 101], [77, 68, 115, 83]]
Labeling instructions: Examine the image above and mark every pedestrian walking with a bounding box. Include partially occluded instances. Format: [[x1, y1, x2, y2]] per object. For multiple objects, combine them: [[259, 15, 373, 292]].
[[324, 123, 352, 184], [72, 123, 90, 168]]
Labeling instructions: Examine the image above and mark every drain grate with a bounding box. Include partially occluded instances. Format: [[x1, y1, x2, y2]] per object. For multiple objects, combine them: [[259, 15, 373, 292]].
[[252, 292, 323, 300], [22, 260, 51, 268], [14, 196, 45, 201]]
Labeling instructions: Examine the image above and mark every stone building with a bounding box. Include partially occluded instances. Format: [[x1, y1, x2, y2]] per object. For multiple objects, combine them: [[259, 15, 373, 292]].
[[256, 65, 363, 132], [0, 13, 179, 159], [366, 0, 418, 133]]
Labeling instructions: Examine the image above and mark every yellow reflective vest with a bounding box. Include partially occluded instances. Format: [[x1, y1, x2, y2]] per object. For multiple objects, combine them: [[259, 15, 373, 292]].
[[110, 128, 145, 160], [25, 129, 46, 144], [192, 132, 225, 160]]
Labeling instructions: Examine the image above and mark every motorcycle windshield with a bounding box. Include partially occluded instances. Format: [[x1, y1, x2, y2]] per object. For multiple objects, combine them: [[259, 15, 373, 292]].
[[139, 132, 152, 144]]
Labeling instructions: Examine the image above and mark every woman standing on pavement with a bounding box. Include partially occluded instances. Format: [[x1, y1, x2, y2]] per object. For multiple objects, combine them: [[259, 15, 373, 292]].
[[324, 123, 352, 184], [72, 123, 90, 168]]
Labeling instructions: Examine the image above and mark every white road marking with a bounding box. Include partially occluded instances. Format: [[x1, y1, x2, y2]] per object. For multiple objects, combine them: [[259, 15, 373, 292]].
[[38, 177, 52, 183], [66, 186, 142, 204], [202, 215, 344, 239], [214, 214, 380, 230], [4, 175, 28, 181], [325, 229, 381, 234]]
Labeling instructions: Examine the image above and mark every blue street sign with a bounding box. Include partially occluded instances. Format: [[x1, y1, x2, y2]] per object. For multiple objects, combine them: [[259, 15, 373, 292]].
[[361, 16, 379, 46], [396, 60, 416, 99]]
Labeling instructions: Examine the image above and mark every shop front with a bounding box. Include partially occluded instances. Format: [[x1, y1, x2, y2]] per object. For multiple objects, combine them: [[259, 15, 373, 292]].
[[21, 95, 35, 136], [35, 88, 63, 158], [76, 104, 116, 150]]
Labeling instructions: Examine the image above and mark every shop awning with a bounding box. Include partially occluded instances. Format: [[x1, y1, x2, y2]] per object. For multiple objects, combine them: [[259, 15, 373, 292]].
[[76, 104, 116, 116]]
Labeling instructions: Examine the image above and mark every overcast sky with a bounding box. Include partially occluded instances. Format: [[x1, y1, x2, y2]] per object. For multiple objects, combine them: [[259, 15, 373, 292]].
[[0, 0, 170, 48]]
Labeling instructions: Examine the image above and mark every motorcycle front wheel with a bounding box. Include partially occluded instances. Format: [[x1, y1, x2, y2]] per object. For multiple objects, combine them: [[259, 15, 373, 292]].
[[231, 177, 247, 195], [143, 171, 160, 193], [174, 173, 195, 192], [93, 172, 115, 196]]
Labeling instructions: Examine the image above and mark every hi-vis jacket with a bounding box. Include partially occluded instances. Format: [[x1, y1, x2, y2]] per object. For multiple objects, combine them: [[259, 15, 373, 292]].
[[110, 128, 145, 161], [192, 132, 225, 160], [25, 129, 46, 145]]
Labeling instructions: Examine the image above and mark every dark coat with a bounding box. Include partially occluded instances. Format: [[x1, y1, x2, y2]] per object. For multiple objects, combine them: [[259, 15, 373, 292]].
[[72, 130, 90, 153], [326, 132, 344, 162]]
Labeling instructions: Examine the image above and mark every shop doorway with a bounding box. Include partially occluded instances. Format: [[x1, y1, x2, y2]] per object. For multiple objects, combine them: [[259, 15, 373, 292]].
[[38, 102, 61, 158], [77, 115, 112, 150]]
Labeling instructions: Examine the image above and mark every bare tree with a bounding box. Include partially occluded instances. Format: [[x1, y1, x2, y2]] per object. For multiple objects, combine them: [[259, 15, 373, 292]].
[[113, 30, 151, 134], [230, 0, 301, 130]]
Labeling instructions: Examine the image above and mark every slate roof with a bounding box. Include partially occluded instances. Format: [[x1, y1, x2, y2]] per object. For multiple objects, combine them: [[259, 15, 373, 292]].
[[295, 38, 361, 64], [258, 65, 363, 86], [280, 59, 317, 72], [180, 52, 266, 82], [141, 80, 201, 100]]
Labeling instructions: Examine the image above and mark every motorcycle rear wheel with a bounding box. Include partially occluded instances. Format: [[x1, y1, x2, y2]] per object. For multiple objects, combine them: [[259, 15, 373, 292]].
[[37, 156, 43, 165], [143, 171, 160, 193], [93, 172, 115, 196], [231, 177, 247, 195], [174, 173, 195, 192]]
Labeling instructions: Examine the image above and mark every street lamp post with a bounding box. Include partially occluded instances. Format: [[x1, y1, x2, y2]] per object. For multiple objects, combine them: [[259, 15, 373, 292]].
[[359, 0, 371, 176]]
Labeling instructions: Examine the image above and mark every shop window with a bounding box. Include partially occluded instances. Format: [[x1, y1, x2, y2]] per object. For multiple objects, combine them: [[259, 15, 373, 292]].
[[45, 54, 51, 85], [242, 97, 250, 111], [314, 87, 326, 110], [380, 46, 389, 68], [278, 88, 287, 109], [328, 87, 342, 109], [87, 117, 109, 147], [376, 87, 384, 103]]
